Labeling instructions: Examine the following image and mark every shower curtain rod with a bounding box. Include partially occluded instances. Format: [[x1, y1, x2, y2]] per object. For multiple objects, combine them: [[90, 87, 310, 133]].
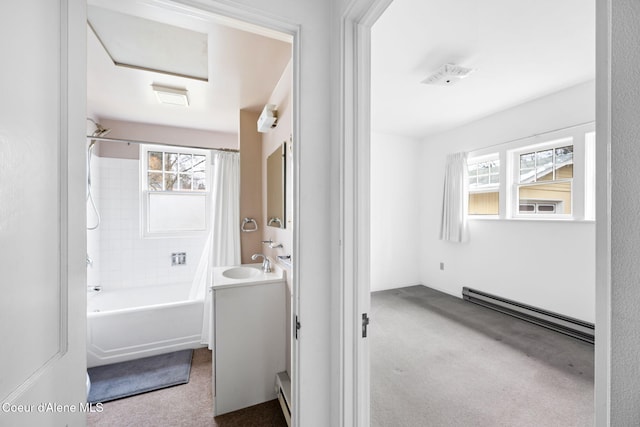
[[86, 135, 239, 153]]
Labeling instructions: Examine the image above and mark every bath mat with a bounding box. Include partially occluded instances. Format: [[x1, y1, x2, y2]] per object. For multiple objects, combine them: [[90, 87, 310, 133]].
[[87, 349, 193, 404]]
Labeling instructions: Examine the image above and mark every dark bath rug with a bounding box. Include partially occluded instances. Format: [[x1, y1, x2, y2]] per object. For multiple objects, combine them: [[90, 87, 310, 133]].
[[87, 349, 193, 403]]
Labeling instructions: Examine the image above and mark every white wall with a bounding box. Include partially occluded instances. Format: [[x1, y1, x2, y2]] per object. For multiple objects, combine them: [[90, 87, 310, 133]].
[[418, 80, 596, 322], [370, 131, 422, 291]]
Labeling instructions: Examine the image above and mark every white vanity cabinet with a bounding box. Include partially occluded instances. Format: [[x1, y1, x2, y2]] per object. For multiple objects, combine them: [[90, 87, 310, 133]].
[[211, 264, 287, 416]]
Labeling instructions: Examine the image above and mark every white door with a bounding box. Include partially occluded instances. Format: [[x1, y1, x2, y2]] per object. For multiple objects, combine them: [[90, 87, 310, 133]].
[[0, 1, 87, 426]]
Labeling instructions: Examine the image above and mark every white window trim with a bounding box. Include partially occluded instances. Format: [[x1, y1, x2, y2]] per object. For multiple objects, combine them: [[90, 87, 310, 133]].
[[139, 144, 211, 238], [467, 122, 595, 222], [467, 153, 500, 218], [510, 136, 575, 220]]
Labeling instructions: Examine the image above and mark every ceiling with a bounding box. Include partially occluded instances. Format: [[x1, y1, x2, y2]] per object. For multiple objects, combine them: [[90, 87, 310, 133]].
[[371, 0, 596, 139], [87, 0, 595, 140], [86, 0, 292, 134]]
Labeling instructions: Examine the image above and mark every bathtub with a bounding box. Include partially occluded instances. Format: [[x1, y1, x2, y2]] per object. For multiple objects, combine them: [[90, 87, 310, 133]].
[[87, 283, 205, 368]]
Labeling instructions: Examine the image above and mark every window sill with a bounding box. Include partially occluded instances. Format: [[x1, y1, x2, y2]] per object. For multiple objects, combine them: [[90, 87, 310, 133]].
[[468, 216, 595, 224]]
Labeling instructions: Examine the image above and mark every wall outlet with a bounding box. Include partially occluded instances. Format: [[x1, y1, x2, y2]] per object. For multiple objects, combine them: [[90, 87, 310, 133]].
[[440, 262, 445, 271], [171, 252, 187, 266]]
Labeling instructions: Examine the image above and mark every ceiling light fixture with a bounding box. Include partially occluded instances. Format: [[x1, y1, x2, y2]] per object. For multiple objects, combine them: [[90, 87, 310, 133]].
[[421, 63, 475, 86], [152, 84, 190, 107]]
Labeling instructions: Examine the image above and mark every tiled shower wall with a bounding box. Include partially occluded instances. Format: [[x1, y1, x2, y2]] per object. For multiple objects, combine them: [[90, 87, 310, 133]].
[[89, 156, 208, 291], [86, 150, 101, 289]]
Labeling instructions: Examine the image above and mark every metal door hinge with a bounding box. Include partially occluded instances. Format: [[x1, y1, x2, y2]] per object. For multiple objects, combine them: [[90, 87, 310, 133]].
[[295, 315, 301, 339], [362, 313, 370, 338]]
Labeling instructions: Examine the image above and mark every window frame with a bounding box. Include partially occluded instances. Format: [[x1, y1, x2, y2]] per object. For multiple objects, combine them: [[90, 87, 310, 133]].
[[467, 153, 501, 218], [466, 123, 595, 222], [511, 137, 574, 219], [140, 144, 211, 238]]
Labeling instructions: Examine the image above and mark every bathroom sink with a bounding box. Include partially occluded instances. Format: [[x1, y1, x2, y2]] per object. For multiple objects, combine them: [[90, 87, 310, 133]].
[[222, 266, 261, 279], [213, 263, 283, 289]]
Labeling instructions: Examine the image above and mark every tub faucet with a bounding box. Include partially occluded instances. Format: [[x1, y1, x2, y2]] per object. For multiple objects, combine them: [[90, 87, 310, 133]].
[[251, 253, 272, 273]]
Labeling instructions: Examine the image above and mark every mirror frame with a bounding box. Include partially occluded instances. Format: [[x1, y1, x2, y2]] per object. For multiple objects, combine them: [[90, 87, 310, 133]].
[[267, 141, 286, 229]]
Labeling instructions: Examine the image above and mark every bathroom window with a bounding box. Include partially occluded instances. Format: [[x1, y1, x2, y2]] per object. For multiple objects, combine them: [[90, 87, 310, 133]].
[[141, 145, 210, 236], [146, 150, 207, 191], [468, 155, 499, 216], [513, 139, 573, 217]]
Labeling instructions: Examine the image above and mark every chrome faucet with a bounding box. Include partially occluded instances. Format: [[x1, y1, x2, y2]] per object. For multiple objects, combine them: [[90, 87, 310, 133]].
[[251, 253, 272, 273]]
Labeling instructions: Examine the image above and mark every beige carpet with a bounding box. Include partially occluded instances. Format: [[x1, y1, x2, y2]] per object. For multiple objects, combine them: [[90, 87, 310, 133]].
[[88, 348, 287, 427]]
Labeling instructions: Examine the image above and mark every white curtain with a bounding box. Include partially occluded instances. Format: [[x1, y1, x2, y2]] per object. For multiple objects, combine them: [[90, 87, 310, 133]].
[[439, 152, 469, 243], [200, 150, 241, 348]]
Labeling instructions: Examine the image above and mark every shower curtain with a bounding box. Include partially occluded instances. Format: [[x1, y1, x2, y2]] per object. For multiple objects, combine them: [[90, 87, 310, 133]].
[[199, 150, 241, 349]]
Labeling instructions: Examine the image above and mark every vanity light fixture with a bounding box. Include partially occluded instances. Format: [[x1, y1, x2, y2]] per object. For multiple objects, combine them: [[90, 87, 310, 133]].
[[152, 84, 189, 107], [257, 104, 278, 132]]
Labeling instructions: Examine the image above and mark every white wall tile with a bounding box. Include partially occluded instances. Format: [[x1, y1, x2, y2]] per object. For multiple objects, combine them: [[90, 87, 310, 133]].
[[95, 157, 209, 291]]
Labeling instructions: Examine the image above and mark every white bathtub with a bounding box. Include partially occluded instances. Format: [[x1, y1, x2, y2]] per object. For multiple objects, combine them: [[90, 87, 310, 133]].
[[87, 283, 205, 368]]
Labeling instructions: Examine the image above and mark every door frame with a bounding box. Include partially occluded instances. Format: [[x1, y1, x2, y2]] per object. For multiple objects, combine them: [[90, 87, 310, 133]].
[[85, 0, 303, 424], [337, 1, 393, 426], [339, 0, 612, 425]]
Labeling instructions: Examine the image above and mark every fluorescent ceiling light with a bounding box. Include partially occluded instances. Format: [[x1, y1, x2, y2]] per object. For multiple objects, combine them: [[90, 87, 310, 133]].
[[152, 85, 189, 107]]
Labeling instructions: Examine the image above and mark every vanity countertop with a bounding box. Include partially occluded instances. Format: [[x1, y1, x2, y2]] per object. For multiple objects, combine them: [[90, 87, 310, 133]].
[[211, 263, 284, 290]]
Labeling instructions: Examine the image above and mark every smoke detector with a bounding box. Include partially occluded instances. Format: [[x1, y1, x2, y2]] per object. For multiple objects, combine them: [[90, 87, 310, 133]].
[[421, 63, 475, 86]]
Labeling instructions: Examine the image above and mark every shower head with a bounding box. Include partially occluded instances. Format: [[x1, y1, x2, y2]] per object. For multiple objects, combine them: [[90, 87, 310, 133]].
[[88, 127, 110, 154], [92, 127, 112, 138], [87, 118, 112, 138]]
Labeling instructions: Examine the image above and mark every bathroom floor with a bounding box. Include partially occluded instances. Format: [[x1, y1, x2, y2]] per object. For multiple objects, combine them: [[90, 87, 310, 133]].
[[87, 348, 287, 427]]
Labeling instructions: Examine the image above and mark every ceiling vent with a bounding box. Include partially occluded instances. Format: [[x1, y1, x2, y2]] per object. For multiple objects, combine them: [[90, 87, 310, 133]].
[[152, 84, 189, 107], [421, 63, 475, 86]]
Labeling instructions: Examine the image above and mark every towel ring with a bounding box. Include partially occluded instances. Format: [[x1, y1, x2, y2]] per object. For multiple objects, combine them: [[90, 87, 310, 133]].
[[268, 217, 283, 228], [241, 217, 258, 232]]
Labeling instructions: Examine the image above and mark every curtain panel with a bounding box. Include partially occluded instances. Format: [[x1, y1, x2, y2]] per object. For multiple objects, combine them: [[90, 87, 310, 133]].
[[440, 152, 469, 243]]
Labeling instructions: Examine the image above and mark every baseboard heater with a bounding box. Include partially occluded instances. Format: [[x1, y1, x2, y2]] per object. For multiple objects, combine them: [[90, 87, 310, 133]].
[[275, 371, 291, 426], [462, 287, 594, 344]]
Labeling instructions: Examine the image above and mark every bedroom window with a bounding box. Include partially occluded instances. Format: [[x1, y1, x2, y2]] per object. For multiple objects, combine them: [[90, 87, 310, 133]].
[[141, 145, 210, 236], [515, 140, 573, 217], [467, 124, 594, 221], [468, 156, 499, 216]]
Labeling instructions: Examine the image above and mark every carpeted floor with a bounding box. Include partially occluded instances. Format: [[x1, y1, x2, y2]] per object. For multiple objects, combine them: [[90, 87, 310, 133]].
[[371, 285, 594, 427], [87, 348, 287, 427]]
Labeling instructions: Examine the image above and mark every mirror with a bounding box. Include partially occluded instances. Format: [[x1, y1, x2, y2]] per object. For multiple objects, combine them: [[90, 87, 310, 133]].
[[267, 142, 286, 228]]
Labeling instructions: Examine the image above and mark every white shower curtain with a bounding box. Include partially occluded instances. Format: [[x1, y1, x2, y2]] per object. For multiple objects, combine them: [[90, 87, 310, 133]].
[[200, 150, 241, 349], [439, 152, 469, 243]]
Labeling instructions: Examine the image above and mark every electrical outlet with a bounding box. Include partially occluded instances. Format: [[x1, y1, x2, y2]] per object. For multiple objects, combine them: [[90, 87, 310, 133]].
[[171, 252, 187, 266], [440, 262, 445, 271]]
